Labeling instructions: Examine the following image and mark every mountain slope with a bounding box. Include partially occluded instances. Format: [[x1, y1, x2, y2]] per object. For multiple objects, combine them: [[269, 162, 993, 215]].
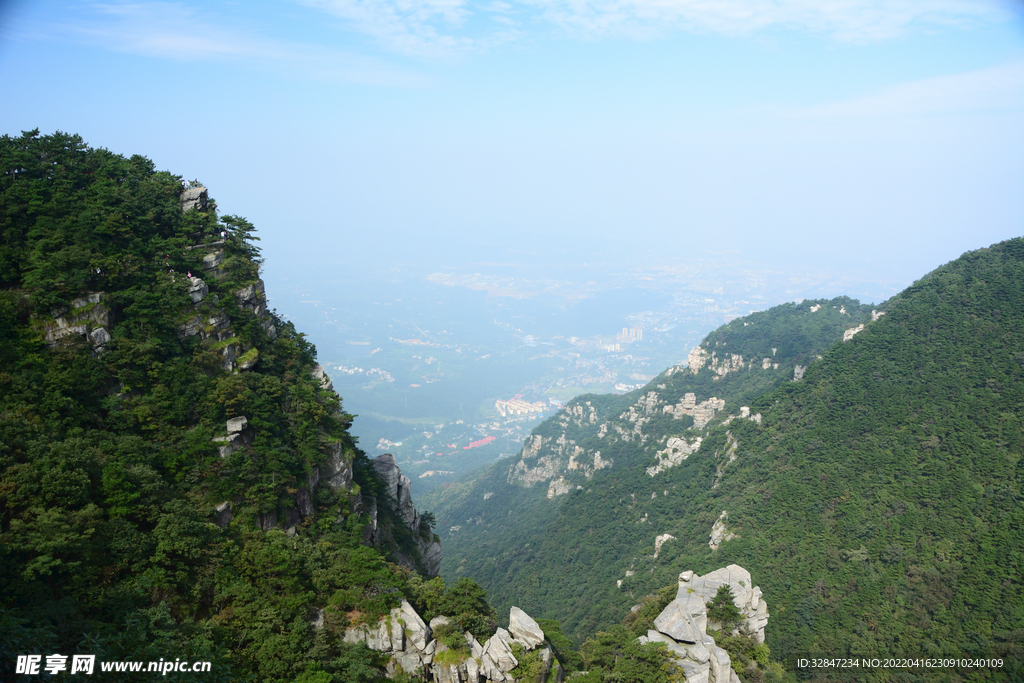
[[428, 240, 1024, 680], [0, 131, 453, 682], [423, 297, 883, 633]]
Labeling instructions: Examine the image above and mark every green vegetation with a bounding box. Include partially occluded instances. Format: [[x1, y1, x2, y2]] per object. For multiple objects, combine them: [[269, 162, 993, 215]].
[[425, 296, 881, 643], [0, 131, 494, 682], [706, 585, 742, 632], [429, 241, 1024, 681]]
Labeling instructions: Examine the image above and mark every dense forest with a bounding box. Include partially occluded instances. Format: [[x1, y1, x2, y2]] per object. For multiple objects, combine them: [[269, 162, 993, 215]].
[[425, 297, 882, 639], [0, 131, 493, 682], [427, 243, 1024, 681]]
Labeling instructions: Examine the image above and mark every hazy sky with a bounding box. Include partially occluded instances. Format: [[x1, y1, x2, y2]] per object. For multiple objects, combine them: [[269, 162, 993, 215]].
[[2, 0, 1023, 285]]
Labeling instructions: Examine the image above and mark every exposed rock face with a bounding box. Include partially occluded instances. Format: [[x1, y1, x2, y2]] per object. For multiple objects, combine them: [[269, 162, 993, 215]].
[[179, 186, 208, 212], [546, 476, 571, 499], [843, 324, 865, 341], [319, 441, 353, 491], [654, 533, 676, 558], [508, 606, 544, 648], [708, 511, 736, 550], [686, 346, 746, 379], [311, 364, 333, 391], [647, 436, 702, 476], [373, 453, 443, 576], [187, 276, 208, 303], [345, 604, 558, 683], [42, 292, 112, 353], [793, 364, 806, 381], [662, 393, 726, 430], [682, 564, 769, 644], [374, 453, 420, 532], [212, 416, 252, 459], [642, 565, 767, 682]]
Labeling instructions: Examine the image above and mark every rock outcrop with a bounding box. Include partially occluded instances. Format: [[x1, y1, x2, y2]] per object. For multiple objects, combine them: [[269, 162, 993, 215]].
[[641, 565, 768, 682], [179, 185, 208, 212], [41, 292, 112, 354], [373, 453, 443, 576], [647, 435, 703, 476], [344, 604, 560, 683], [662, 393, 726, 430]]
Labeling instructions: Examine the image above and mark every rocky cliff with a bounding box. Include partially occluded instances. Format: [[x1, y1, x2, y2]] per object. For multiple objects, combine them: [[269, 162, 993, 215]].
[[642, 565, 768, 683], [344, 603, 561, 683]]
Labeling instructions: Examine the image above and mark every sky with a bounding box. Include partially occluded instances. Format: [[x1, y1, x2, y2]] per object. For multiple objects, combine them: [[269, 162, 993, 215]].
[[1, 0, 1023, 287]]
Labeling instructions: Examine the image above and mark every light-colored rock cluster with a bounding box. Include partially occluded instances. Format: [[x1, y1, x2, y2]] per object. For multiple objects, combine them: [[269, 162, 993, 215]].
[[686, 346, 746, 379], [720, 407, 761, 427], [640, 565, 768, 682], [546, 476, 571, 499], [42, 292, 112, 354], [842, 324, 864, 341], [681, 565, 769, 644], [662, 393, 726, 430], [654, 533, 676, 558], [509, 432, 609, 488], [708, 511, 736, 550], [344, 603, 560, 683], [212, 415, 251, 459], [647, 436, 703, 477]]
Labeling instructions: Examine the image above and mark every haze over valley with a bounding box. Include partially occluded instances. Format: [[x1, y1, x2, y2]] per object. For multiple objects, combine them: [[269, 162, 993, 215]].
[[269, 256, 904, 492]]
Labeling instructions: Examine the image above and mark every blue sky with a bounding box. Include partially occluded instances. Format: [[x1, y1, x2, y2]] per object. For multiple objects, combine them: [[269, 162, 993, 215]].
[[1, 0, 1023, 284]]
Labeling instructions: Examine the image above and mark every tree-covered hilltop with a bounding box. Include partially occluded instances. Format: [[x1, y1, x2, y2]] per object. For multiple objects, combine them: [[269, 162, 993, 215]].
[[0, 130, 483, 682], [427, 240, 1024, 681], [423, 296, 881, 639]]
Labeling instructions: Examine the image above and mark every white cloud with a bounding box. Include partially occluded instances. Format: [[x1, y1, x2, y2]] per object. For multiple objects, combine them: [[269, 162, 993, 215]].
[[298, 0, 481, 56], [292, 0, 1016, 56], [523, 0, 1012, 42], [27, 2, 428, 85]]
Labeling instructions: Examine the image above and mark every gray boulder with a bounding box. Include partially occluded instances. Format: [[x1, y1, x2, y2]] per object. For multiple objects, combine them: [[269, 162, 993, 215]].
[[180, 186, 208, 212], [187, 276, 208, 303], [396, 599, 431, 651], [654, 591, 707, 644], [509, 606, 545, 649], [483, 628, 518, 672], [311, 364, 333, 392]]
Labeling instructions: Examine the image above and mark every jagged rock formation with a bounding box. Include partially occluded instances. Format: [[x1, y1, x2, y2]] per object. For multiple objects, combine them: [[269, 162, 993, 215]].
[[344, 604, 560, 683], [371, 454, 443, 576], [708, 511, 735, 550], [662, 393, 726, 430], [842, 324, 864, 341], [641, 565, 768, 682], [40, 292, 112, 354], [179, 185, 208, 212], [647, 435, 702, 476]]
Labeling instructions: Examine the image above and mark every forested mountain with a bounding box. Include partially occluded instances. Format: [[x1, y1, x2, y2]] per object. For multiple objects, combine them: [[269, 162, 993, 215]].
[[0, 131, 466, 682], [424, 297, 881, 634], [426, 241, 1024, 680]]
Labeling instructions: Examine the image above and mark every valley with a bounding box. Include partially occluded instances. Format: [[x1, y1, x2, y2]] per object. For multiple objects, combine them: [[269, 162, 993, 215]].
[[266, 260, 902, 494]]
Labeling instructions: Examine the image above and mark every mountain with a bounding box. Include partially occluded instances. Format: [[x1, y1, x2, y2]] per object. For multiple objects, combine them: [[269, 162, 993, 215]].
[[0, 131, 461, 682], [424, 297, 881, 628], [425, 240, 1024, 679]]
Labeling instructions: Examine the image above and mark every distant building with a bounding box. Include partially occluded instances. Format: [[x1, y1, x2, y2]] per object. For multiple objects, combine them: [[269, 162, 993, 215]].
[[617, 327, 644, 342], [495, 398, 546, 417]]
